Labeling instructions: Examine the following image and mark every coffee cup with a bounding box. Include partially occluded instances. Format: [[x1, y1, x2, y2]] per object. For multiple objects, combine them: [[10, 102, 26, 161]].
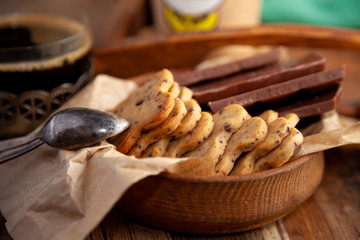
[[0, 3, 93, 139]]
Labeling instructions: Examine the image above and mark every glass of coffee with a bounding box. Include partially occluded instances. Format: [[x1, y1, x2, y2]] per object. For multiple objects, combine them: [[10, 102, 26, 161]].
[[0, 3, 93, 139]]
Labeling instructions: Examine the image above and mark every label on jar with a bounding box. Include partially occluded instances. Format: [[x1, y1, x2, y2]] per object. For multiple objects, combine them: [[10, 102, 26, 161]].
[[162, 0, 224, 32]]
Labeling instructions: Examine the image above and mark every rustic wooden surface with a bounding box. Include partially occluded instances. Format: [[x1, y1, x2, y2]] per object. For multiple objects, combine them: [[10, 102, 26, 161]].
[[2, 148, 357, 239]]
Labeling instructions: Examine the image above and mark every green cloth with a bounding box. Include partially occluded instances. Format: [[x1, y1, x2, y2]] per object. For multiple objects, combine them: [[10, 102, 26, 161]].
[[261, 0, 360, 29]]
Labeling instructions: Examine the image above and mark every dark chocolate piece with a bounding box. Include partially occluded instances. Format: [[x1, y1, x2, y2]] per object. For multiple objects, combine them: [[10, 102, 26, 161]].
[[175, 47, 282, 86], [208, 66, 345, 114], [221, 82, 341, 118], [277, 84, 342, 118], [191, 52, 326, 104]]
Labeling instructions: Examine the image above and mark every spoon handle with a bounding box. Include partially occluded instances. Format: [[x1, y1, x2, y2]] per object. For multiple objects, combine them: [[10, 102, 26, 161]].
[[0, 128, 41, 151], [0, 129, 43, 163], [0, 138, 44, 163]]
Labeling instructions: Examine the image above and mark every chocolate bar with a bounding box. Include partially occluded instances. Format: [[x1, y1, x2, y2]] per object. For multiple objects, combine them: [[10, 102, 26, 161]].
[[208, 66, 345, 115], [276, 84, 342, 118], [175, 47, 282, 86], [191, 52, 326, 104]]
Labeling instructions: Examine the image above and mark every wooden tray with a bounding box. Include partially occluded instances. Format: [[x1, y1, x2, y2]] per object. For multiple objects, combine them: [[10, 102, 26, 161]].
[[93, 24, 360, 118]]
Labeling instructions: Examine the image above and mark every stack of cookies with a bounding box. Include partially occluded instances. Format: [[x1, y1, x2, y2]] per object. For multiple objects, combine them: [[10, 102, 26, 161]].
[[110, 69, 308, 176], [111, 69, 212, 159]]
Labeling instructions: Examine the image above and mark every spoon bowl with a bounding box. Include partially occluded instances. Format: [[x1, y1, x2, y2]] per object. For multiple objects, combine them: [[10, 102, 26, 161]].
[[42, 108, 129, 150], [0, 108, 129, 163]]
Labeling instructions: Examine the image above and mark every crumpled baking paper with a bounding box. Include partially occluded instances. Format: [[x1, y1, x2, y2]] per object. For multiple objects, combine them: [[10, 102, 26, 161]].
[[291, 110, 360, 160], [0, 74, 359, 240], [0, 75, 188, 240]]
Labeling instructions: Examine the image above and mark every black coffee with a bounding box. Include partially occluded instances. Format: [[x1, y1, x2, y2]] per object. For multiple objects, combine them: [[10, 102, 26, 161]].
[[0, 14, 92, 94], [0, 26, 35, 48]]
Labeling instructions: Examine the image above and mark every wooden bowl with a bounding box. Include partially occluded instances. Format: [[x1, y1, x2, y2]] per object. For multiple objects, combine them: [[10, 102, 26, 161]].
[[95, 24, 359, 233], [117, 152, 324, 234]]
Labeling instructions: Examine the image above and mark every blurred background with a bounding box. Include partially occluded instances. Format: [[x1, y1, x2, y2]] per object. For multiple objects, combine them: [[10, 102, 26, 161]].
[[1, 0, 359, 47]]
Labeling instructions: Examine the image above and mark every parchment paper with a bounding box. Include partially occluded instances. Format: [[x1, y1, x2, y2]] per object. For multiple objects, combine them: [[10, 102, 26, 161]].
[[0, 74, 359, 240], [0, 75, 188, 240], [291, 111, 360, 160]]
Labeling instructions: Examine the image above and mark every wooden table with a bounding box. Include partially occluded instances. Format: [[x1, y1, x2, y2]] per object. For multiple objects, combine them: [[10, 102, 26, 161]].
[[2, 147, 357, 240]]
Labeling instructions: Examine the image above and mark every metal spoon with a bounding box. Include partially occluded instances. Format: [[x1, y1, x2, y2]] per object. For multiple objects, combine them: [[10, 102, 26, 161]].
[[0, 107, 130, 163]]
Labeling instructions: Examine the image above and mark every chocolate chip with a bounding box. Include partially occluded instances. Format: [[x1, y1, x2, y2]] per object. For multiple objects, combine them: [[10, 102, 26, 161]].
[[224, 124, 232, 132], [136, 99, 144, 106]]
